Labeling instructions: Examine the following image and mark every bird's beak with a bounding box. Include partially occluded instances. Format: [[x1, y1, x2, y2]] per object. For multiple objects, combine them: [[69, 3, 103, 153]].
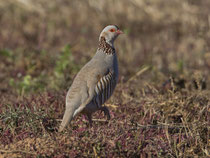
[[116, 30, 123, 34]]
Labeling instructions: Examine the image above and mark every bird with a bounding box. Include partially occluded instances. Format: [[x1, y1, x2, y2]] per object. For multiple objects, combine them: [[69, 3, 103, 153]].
[[59, 25, 123, 132]]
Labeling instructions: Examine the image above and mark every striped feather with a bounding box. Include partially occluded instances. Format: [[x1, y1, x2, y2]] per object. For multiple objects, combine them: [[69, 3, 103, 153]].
[[93, 71, 116, 108]]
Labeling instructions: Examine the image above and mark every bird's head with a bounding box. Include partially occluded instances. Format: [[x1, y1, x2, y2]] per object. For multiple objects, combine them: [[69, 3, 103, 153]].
[[99, 25, 123, 45]]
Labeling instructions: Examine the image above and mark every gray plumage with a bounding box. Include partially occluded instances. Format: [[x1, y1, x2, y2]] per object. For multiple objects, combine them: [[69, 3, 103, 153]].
[[59, 25, 123, 132]]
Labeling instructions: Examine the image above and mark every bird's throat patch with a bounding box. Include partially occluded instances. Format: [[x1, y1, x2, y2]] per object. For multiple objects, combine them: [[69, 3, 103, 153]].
[[98, 37, 115, 55]]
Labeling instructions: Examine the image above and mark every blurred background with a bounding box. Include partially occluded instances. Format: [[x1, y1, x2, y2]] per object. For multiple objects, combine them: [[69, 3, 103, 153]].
[[0, 0, 210, 95]]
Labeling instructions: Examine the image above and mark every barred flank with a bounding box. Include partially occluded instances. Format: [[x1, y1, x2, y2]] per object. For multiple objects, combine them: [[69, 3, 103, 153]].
[[93, 72, 115, 108]]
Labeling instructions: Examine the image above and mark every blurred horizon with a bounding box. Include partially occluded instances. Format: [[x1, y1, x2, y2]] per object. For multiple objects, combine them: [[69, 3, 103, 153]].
[[0, 0, 210, 95]]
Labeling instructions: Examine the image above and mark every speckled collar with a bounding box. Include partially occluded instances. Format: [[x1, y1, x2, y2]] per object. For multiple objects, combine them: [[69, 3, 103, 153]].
[[98, 37, 115, 55]]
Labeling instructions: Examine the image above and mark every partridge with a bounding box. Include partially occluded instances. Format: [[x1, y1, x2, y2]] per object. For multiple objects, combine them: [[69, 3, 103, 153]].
[[59, 25, 123, 132]]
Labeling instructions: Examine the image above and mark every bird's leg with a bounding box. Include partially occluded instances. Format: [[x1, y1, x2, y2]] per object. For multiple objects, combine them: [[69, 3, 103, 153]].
[[100, 106, 110, 120], [87, 113, 93, 127]]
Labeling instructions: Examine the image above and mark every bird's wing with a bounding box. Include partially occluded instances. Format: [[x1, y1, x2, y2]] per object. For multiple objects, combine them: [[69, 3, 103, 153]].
[[73, 69, 116, 115]]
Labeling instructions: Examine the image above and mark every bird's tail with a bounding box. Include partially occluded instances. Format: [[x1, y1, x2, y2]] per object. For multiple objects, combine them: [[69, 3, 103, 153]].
[[59, 106, 75, 132]]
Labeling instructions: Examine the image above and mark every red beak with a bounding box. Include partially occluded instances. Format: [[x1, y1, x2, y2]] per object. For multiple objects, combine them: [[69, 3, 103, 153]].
[[116, 30, 123, 34]]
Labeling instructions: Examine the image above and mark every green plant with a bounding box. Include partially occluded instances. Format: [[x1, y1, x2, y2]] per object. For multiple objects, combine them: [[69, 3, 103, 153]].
[[53, 44, 80, 89], [9, 75, 45, 95], [177, 59, 184, 73]]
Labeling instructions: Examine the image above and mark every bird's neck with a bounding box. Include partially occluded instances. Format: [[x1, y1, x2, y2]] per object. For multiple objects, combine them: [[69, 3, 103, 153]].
[[98, 37, 115, 55]]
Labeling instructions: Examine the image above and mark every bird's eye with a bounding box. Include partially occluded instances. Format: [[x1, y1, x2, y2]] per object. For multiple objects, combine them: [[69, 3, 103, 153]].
[[109, 29, 115, 32]]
